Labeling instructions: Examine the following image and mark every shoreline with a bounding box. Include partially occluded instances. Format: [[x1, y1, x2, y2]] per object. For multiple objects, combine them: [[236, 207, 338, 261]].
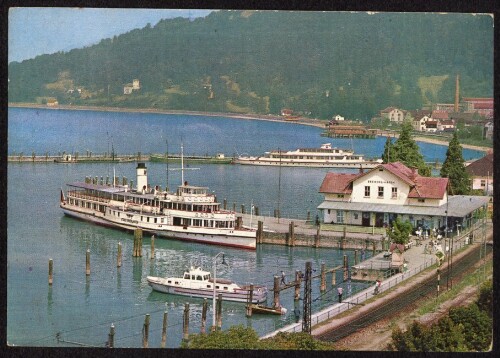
[[8, 103, 491, 152]]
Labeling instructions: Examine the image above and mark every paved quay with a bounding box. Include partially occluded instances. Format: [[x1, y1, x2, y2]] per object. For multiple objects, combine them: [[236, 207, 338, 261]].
[[260, 220, 491, 339], [239, 213, 385, 242]]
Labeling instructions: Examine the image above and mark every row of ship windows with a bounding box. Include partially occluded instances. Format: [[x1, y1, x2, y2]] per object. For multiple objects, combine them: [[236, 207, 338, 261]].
[[170, 280, 228, 290], [270, 155, 360, 160], [70, 199, 105, 211]]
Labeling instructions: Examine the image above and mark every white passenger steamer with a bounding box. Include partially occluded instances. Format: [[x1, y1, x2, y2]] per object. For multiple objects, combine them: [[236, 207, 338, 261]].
[[234, 143, 383, 168], [60, 163, 256, 250], [147, 266, 268, 303]]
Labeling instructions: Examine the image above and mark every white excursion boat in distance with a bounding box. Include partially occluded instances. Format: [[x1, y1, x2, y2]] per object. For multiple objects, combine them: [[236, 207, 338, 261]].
[[147, 266, 268, 303], [60, 149, 256, 249], [233, 143, 383, 168]]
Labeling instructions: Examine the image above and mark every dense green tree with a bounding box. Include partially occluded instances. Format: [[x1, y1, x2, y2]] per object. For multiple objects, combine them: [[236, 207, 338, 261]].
[[181, 325, 334, 350], [440, 132, 470, 195], [476, 279, 493, 318], [181, 325, 261, 349], [386, 217, 413, 244], [390, 121, 431, 176], [381, 136, 394, 163], [449, 304, 492, 351]]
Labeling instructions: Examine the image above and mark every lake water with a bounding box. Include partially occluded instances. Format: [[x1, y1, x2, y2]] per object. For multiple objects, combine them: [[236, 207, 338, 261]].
[[7, 107, 485, 347]]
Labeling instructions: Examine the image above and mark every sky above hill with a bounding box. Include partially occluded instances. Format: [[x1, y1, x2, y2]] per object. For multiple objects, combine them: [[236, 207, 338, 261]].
[[8, 8, 213, 63]]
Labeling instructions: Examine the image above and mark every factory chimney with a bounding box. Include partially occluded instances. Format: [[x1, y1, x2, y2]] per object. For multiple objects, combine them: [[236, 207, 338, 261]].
[[454, 74, 460, 112]]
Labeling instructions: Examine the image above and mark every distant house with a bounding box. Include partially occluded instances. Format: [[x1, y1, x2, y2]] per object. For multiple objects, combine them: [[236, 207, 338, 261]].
[[462, 97, 493, 118], [47, 98, 59, 107], [410, 110, 432, 131], [435, 103, 458, 112], [281, 108, 293, 117], [123, 85, 133, 95], [333, 114, 345, 121], [124, 78, 141, 95], [380, 107, 406, 123], [431, 110, 449, 121], [437, 119, 455, 132], [465, 153, 493, 195], [425, 120, 438, 132]]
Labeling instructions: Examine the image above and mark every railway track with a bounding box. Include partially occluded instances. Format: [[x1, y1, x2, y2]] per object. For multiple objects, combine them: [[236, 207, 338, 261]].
[[316, 243, 492, 342]]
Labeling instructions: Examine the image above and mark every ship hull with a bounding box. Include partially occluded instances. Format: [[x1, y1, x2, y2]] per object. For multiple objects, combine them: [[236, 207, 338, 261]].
[[61, 206, 256, 250], [147, 279, 267, 303], [233, 158, 381, 169]]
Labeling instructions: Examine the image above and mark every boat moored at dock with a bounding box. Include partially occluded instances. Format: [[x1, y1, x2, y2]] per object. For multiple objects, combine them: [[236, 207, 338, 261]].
[[60, 161, 256, 250], [233, 143, 382, 168], [147, 266, 268, 303]]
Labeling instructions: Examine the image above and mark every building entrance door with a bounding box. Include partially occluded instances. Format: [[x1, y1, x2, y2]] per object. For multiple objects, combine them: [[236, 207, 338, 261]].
[[375, 213, 385, 227], [362, 212, 371, 226]]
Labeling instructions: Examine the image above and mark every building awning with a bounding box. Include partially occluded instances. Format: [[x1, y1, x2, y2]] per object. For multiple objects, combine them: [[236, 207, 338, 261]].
[[317, 195, 489, 218]]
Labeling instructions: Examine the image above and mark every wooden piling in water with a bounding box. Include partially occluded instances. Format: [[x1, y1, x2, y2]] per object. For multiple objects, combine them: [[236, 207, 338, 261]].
[[294, 270, 301, 300], [257, 221, 263, 244], [201, 299, 207, 334], [161, 311, 168, 347], [331, 269, 336, 285], [117, 242, 122, 268], [223, 199, 227, 210], [143, 314, 150, 348], [254, 206, 259, 216], [343, 255, 348, 282], [48, 259, 53, 285], [233, 203, 236, 212], [150, 235, 155, 260], [246, 284, 254, 317], [86, 249, 90, 276], [289, 221, 295, 246], [273, 276, 281, 308], [216, 294, 223, 329], [315, 226, 320, 248], [354, 250, 358, 265], [108, 324, 115, 348], [241, 204, 245, 214], [133, 229, 143, 257], [320, 263, 326, 292], [183, 303, 190, 341]]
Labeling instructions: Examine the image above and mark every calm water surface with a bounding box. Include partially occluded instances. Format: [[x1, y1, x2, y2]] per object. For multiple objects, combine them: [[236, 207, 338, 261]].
[[7, 108, 484, 347]]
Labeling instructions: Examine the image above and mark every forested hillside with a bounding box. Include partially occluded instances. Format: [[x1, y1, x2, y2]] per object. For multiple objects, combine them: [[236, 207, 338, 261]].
[[8, 11, 493, 120]]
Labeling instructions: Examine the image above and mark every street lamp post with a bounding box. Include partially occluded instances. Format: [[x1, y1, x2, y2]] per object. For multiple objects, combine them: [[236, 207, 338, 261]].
[[212, 252, 226, 330]]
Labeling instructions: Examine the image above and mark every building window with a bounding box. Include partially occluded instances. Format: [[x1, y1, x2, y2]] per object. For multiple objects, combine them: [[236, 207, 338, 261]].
[[378, 186, 384, 198], [336, 210, 344, 223], [392, 187, 398, 198], [364, 186, 370, 197], [480, 180, 486, 187], [418, 198, 425, 203], [338, 194, 344, 198]]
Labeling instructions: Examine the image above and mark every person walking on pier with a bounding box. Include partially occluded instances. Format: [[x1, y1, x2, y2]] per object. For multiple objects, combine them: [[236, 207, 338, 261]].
[[281, 271, 286, 285], [337, 286, 343, 303]]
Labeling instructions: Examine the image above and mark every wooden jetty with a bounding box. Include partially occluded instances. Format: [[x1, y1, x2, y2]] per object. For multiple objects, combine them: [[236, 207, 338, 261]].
[[322, 125, 378, 139]]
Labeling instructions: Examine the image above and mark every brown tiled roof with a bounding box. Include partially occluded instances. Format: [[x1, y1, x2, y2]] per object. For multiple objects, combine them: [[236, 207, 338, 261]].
[[410, 110, 431, 120], [319, 162, 448, 199], [380, 107, 396, 113], [432, 110, 449, 120], [408, 176, 448, 199], [465, 153, 493, 177], [319, 173, 359, 194]]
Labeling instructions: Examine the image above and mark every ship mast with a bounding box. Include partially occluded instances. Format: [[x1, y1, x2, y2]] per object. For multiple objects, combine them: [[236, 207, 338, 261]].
[[181, 142, 184, 186]]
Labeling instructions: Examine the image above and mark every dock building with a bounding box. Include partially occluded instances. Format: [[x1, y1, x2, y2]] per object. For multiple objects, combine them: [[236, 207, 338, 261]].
[[317, 162, 488, 232]]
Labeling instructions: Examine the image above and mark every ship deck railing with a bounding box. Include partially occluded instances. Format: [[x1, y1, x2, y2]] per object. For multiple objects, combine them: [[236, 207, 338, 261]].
[[68, 190, 110, 203]]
